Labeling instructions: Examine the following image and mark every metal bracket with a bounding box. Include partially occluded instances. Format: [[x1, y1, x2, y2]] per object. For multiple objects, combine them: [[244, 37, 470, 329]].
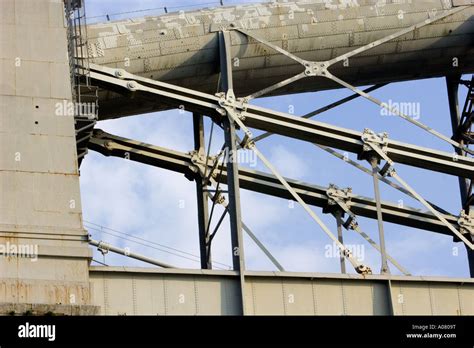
[[303, 61, 330, 78], [212, 191, 226, 205], [459, 210, 474, 237], [96, 241, 109, 256], [326, 185, 410, 275], [325, 185, 357, 229], [216, 94, 247, 118], [189, 149, 216, 182], [360, 129, 395, 177], [326, 184, 353, 203], [361, 129, 389, 154], [360, 137, 474, 250]]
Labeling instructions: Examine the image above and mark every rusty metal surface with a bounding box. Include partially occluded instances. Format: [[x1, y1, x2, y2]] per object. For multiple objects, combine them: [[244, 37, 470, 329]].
[[86, 0, 474, 119]]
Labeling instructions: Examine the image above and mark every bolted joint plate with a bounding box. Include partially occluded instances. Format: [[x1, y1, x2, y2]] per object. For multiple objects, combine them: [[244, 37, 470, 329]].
[[304, 61, 330, 77], [323, 184, 353, 215], [360, 129, 389, 154], [458, 210, 474, 237]]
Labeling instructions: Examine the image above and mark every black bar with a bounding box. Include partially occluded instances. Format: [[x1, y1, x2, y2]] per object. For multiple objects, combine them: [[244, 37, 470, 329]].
[[0, 316, 472, 346]]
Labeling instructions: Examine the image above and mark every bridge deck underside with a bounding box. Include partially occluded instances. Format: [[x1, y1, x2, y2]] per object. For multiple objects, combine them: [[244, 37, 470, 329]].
[[87, 1, 474, 119]]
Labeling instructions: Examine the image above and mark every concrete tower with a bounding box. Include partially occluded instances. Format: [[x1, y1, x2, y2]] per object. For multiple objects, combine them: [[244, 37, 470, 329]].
[[0, 0, 96, 314]]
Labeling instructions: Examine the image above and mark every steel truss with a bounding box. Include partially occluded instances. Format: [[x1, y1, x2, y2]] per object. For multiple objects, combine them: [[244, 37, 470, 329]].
[[87, 66, 474, 235], [89, 130, 460, 236], [89, 63, 474, 179], [85, 9, 474, 282], [89, 127, 472, 272]]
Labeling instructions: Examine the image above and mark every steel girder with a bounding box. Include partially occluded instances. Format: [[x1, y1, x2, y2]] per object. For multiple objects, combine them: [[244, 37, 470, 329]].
[[89, 130, 462, 237], [89, 64, 474, 179]]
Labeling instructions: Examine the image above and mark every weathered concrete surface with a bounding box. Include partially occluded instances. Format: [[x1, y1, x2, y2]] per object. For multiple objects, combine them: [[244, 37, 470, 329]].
[[86, 0, 474, 119], [0, 0, 97, 314], [0, 302, 98, 316], [89, 267, 474, 315]]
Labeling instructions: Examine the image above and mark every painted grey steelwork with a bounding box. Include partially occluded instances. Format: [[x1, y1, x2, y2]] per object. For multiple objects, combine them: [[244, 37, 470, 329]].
[[86, 0, 474, 119], [86, 57, 474, 277], [82, 0, 474, 308], [88, 130, 462, 236], [89, 63, 474, 178], [73, 0, 474, 314], [89, 267, 474, 315], [3, 0, 474, 316], [84, 0, 474, 279], [89, 239, 176, 268]]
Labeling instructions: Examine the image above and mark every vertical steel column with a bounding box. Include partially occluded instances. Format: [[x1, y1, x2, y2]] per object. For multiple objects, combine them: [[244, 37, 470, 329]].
[[223, 118, 246, 273], [370, 157, 390, 274], [446, 75, 474, 278], [193, 112, 212, 269], [335, 211, 346, 274], [219, 30, 246, 314], [223, 116, 247, 314]]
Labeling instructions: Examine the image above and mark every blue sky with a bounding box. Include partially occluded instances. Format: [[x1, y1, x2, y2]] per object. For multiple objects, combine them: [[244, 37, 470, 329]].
[[81, 0, 472, 277]]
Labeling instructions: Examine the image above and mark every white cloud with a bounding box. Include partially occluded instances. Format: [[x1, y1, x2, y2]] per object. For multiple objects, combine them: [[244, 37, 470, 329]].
[[268, 145, 309, 180]]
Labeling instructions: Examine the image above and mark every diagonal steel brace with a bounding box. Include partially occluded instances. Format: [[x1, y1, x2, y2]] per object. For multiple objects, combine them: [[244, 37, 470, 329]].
[[326, 185, 410, 275], [221, 102, 373, 274], [233, 6, 472, 154], [361, 129, 474, 250]]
